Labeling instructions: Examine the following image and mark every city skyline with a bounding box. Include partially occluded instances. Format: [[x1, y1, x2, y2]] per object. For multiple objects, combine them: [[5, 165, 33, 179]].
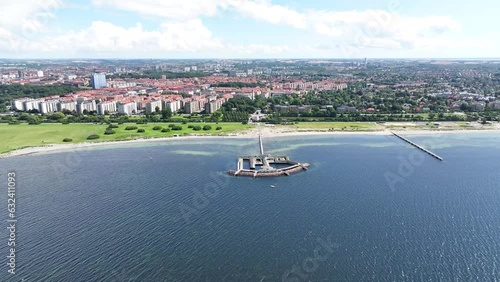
[[0, 0, 499, 59]]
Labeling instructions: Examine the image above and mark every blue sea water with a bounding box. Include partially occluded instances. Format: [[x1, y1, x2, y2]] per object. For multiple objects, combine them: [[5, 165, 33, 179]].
[[1, 133, 500, 281]]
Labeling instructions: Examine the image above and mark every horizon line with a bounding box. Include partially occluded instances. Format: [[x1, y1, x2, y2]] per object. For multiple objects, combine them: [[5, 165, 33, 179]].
[[1, 57, 500, 61]]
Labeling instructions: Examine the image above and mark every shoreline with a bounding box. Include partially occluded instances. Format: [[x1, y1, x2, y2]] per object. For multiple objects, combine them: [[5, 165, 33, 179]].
[[2, 127, 500, 159]]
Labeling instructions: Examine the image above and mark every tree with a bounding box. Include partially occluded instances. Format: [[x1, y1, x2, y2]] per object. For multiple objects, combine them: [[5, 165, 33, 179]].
[[27, 115, 41, 124], [155, 106, 160, 113], [49, 112, 65, 121], [162, 108, 172, 119], [172, 125, 183, 130], [0, 84, 80, 102], [460, 103, 469, 112], [211, 111, 222, 122]]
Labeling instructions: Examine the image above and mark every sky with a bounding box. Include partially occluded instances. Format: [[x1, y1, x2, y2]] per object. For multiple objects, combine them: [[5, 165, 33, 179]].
[[0, 0, 498, 59]]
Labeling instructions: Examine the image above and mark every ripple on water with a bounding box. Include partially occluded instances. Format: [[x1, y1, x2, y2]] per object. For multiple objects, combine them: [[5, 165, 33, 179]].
[[0, 135, 499, 281]]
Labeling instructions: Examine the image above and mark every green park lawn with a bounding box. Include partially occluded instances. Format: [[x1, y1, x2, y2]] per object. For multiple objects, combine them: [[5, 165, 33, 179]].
[[0, 123, 252, 154]]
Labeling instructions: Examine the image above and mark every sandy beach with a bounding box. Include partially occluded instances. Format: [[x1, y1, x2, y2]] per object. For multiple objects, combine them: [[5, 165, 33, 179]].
[[2, 125, 499, 159]]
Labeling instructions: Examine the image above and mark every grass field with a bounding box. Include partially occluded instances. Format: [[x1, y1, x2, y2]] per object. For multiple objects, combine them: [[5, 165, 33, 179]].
[[0, 123, 252, 153]]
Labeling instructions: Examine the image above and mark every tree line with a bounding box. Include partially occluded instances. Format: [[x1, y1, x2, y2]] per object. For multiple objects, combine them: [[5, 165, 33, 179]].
[[0, 84, 81, 111], [107, 71, 210, 80], [211, 82, 265, 88]]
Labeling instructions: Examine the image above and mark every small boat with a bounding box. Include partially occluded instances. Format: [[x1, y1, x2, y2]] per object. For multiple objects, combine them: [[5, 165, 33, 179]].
[[270, 185, 275, 188]]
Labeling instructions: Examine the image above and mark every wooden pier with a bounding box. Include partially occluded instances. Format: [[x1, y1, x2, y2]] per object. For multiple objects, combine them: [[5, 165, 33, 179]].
[[259, 133, 265, 155], [391, 132, 443, 161]]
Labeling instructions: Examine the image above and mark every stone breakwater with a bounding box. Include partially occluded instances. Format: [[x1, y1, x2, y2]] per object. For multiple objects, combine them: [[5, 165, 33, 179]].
[[227, 131, 310, 178], [227, 163, 310, 178]]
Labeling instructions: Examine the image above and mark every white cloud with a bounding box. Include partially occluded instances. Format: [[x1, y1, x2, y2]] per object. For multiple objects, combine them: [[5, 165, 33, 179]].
[[409, 37, 494, 50], [91, 0, 307, 29], [302, 10, 464, 50], [0, 24, 298, 59], [0, 0, 62, 34], [227, 0, 307, 29], [0, 0, 496, 58], [92, 0, 226, 20], [234, 5, 467, 53], [0, 27, 12, 38], [0, 20, 223, 56], [0, 19, 291, 58], [90, 0, 464, 51]]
